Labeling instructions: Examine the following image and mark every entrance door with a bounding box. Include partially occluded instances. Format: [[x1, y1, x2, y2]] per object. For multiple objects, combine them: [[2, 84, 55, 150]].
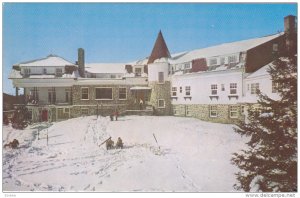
[[137, 91, 145, 102], [42, 110, 48, 121]]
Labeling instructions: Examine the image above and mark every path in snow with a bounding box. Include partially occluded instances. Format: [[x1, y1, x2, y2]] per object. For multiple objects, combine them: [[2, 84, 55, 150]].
[[3, 115, 246, 192]]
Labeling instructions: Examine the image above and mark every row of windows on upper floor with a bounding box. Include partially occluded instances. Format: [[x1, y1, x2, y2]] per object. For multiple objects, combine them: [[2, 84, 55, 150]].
[[171, 82, 279, 98], [22, 68, 63, 77]]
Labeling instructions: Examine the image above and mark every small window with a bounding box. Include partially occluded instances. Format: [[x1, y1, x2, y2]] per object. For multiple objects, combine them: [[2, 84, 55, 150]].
[[24, 68, 31, 76], [272, 82, 279, 93], [119, 88, 127, 100], [220, 57, 225, 65], [221, 84, 225, 91], [210, 106, 217, 118], [180, 87, 182, 93], [110, 74, 116, 78], [230, 83, 237, 94], [186, 106, 191, 116], [43, 68, 47, 74], [241, 105, 245, 114], [251, 83, 260, 94], [228, 55, 237, 63], [211, 84, 218, 95], [230, 106, 238, 118], [81, 88, 89, 100], [273, 43, 279, 52], [185, 86, 191, 96], [158, 72, 164, 83], [184, 63, 190, 69], [135, 68, 142, 77], [95, 88, 113, 100], [172, 87, 177, 97], [209, 58, 217, 66], [56, 68, 63, 77], [158, 99, 165, 108]]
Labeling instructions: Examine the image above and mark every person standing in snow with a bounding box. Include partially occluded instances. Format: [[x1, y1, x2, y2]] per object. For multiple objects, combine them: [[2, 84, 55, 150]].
[[115, 110, 119, 121], [139, 98, 144, 110]]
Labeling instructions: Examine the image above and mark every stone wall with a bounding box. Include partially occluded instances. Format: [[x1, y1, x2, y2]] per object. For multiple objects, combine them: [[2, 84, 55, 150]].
[[149, 81, 171, 115], [172, 104, 245, 124]]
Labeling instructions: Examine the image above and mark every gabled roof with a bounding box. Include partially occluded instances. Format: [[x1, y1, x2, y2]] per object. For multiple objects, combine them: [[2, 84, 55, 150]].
[[16, 55, 75, 67], [147, 31, 171, 64], [170, 32, 284, 64], [85, 63, 126, 74]]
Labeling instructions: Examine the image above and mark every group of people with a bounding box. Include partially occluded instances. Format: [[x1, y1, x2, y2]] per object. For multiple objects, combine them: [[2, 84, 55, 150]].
[[106, 137, 123, 150]]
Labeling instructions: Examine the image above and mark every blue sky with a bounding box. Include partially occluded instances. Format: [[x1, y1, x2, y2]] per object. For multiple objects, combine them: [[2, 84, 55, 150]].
[[3, 3, 297, 94]]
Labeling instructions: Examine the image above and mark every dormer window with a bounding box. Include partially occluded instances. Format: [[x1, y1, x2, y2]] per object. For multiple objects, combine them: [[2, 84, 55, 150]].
[[228, 55, 237, 63], [24, 68, 31, 77], [209, 58, 217, 66], [56, 68, 63, 77]]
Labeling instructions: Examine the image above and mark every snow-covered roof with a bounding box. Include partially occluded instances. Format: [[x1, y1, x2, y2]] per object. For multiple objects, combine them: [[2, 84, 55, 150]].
[[9, 70, 22, 79], [85, 63, 126, 74], [130, 86, 151, 90], [169, 33, 283, 64], [17, 55, 75, 67]]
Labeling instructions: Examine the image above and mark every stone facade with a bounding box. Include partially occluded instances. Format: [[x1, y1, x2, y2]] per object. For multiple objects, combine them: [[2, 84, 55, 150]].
[[172, 104, 244, 124], [149, 81, 171, 115]]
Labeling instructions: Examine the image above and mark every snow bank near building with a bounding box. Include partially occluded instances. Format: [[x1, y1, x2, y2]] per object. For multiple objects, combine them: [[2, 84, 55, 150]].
[[3, 116, 246, 192]]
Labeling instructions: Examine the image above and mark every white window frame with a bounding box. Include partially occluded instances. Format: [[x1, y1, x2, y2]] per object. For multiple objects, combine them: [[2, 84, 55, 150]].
[[43, 68, 47, 75], [228, 55, 237, 63], [158, 99, 165, 108], [56, 68, 63, 76], [230, 83, 237, 95], [118, 87, 127, 100], [24, 68, 31, 76], [179, 87, 182, 93], [184, 63, 191, 69], [81, 87, 89, 100], [211, 84, 218, 95], [95, 87, 113, 100], [229, 106, 238, 118], [251, 83, 260, 94], [209, 106, 217, 118], [221, 84, 225, 91], [158, 72, 164, 84], [171, 87, 177, 97], [185, 86, 191, 96]]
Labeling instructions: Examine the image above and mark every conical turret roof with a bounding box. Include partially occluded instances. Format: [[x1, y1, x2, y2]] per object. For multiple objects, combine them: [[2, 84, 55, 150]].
[[147, 31, 171, 64]]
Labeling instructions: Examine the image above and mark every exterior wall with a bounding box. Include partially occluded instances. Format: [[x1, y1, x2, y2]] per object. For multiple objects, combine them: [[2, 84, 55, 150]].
[[171, 69, 244, 105], [244, 73, 280, 103], [148, 62, 170, 82], [245, 35, 285, 73], [172, 104, 244, 124], [149, 82, 171, 115]]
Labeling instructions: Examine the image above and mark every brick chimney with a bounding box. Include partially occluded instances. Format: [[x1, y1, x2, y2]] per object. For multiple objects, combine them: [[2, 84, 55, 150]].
[[78, 48, 85, 77], [284, 15, 297, 56]]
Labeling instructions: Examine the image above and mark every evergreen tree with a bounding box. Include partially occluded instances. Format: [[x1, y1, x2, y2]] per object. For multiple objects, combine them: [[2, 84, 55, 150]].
[[11, 106, 31, 130], [232, 56, 297, 192]]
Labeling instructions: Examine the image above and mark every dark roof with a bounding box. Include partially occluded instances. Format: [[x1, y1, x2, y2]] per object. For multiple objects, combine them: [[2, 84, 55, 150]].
[[147, 31, 171, 64]]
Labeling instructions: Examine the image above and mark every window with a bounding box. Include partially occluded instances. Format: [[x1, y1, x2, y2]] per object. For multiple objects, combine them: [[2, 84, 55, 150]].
[[185, 86, 191, 96], [65, 89, 71, 103], [158, 99, 165, 108], [24, 68, 31, 76], [230, 83, 237, 94], [241, 105, 245, 114], [209, 58, 217, 66], [210, 106, 217, 117], [220, 57, 225, 65], [48, 87, 56, 104], [221, 84, 225, 91], [247, 84, 250, 91], [56, 68, 63, 77], [272, 82, 279, 93], [28, 110, 33, 120], [31, 87, 39, 102], [43, 68, 47, 75], [81, 108, 89, 115], [158, 72, 164, 83], [184, 63, 190, 69], [119, 88, 127, 100], [228, 55, 237, 63], [81, 88, 89, 100], [135, 68, 142, 77], [64, 108, 70, 113], [110, 74, 116, 79], [172, 87, 177, 97], [230, 106, 238, 118], [186, 106, 191, 116], [95, 88, 113, 100], [251, 83, 260, 94], [211, 84, 218, 95], [180, 87, 182, 93], [273, 43, 279, 52]]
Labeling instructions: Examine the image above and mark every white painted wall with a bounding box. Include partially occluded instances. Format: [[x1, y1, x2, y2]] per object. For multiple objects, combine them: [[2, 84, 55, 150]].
[[148, 62, 170, 82], [171, 69, 244, 105]]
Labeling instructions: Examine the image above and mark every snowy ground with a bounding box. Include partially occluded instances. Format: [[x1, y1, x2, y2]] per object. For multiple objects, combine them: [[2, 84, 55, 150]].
[[3, 115, 246, 192]]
